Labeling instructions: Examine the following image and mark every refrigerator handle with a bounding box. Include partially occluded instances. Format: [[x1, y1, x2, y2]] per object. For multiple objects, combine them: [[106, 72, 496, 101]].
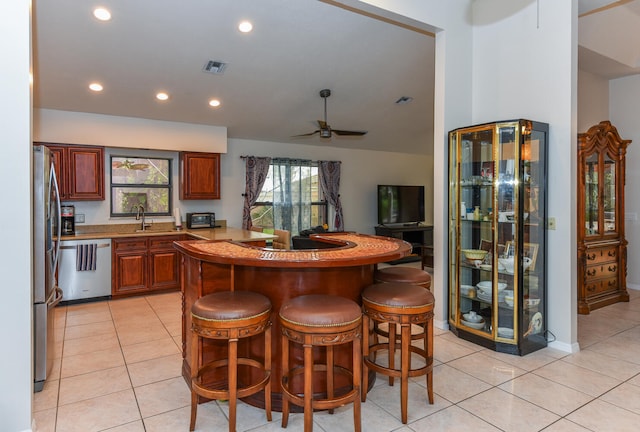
[[50, 162, 62, 276]]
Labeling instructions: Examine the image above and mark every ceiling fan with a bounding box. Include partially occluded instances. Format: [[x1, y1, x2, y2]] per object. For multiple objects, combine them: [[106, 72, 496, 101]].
[[293, 89, 367, 139]]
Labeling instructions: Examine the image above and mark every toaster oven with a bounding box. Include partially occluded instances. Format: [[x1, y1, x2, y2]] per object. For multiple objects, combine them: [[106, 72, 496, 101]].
[[186, 212, 216, 229]]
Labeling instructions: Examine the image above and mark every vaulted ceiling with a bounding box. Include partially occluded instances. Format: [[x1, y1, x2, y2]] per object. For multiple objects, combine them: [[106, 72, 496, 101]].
[[32, 1, 639, 155]]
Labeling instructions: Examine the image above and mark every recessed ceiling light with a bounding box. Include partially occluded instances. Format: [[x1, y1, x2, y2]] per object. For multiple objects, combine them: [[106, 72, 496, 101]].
[[209, 99, 221, 108], [93, 7, 111, 21], [89, 82, 103, 92], [238, 21, 253, 33], [156, 92, 169, 101]]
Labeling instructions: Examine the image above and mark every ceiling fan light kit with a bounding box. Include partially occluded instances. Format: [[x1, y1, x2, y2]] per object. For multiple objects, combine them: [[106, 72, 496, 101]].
[[293, 88, 367, 139]]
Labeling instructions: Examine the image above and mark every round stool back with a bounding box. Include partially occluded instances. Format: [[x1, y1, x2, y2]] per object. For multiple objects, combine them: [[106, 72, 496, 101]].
[[374, 266, 432, 290]]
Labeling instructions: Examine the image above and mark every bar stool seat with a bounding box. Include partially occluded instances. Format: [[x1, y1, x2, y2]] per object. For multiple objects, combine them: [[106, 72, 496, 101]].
[[374, 266, 432, 290], [373, 266, 432, 343], [190, 291, 272, 432], [280, 294, 362, 432], [361, 283, 435, 424]]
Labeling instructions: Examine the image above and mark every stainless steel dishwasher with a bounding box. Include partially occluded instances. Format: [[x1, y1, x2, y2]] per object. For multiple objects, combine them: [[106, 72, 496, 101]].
[[58, 239, 112, 303]]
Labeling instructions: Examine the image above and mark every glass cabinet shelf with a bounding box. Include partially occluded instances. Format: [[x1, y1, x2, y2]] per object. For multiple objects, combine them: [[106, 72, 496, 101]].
[[448, 119, 548, 356]]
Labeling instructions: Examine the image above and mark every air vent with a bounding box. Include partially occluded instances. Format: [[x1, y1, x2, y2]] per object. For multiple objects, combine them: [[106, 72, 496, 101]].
[[203, 60, 228, 74], [395, 96, 414, 105]]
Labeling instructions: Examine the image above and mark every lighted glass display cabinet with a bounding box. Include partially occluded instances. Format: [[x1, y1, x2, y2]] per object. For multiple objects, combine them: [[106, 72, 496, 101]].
[[448, 120, 548, 355]]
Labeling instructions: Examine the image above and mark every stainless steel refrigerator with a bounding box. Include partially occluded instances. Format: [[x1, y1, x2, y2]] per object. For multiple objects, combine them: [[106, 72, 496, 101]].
[[33, 145, 64, 392]]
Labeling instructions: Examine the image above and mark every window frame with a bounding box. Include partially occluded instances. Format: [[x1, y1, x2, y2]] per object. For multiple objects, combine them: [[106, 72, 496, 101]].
[[109, 155, 173, 217], [250, 160, 328, 230]]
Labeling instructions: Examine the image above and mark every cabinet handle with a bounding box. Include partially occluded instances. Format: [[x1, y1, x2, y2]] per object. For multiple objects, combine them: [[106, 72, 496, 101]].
[[586, 268, 597, 277], [608, 250, 617, 257], [608, 265, 617, 272], [607, 280, 617, 288], [586, 253, 596, 261], [587, 284, 596, 293]]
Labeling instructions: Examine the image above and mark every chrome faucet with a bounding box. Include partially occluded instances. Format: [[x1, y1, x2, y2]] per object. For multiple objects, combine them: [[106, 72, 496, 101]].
[[134, 204, 149, 231]]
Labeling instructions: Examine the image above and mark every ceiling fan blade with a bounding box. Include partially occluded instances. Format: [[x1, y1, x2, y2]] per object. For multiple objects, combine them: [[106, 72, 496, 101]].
[[291, 130, 320, 137], [332, 129, 368, 136]]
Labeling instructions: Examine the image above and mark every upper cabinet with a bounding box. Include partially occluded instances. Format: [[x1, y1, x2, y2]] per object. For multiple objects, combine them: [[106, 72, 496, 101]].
[[179, 152, 220, 200], [577, 121, 631, 314], [40, 143, 105, 201], [448, 120, 548, 355]]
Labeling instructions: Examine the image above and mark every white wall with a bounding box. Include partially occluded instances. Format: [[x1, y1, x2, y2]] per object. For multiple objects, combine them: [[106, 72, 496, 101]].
[[225, 139, 433, 234], [1, 1, 34, 431], [609, 74, 640, 289], [363, 0, 579, 351], [45, 135, 433, 235], [34, 109, 227, 153], [354, 0, 475, 329], [469, 0, 578, 352], [578, 70, 610, 132]]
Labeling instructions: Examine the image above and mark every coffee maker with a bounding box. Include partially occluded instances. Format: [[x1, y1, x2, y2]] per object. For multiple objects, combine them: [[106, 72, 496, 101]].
[[61, 205, 75, 235]]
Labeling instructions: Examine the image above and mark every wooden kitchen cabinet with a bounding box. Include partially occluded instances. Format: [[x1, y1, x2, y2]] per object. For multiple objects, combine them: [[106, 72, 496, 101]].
[[39, 142, 105, 201], [112, 238, 148, 296], [149, 236, 181, 290], [112, 235, 187, 297], [179, 152, 220, 200], [577, 121, 630, 314]]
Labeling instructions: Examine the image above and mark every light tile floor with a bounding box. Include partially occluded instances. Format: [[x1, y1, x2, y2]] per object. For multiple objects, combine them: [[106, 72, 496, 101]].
[[32, 289, 640, 432]]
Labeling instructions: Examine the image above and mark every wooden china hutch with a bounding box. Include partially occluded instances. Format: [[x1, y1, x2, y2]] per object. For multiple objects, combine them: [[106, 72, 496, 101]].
[[577, 121, 631, 314]]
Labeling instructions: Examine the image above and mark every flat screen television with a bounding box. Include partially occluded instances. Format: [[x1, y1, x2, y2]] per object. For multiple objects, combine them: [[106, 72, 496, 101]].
[[377, 185, 425, 225]]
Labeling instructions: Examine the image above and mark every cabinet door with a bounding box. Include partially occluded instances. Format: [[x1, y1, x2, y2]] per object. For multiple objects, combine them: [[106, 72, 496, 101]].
[[113, 252, 147, 294], [112, 238, 148, 295], [148, 236, 182, 291], [48, 146, 68, 200], [67, 146, 104, 200], [180, 152, 220, 200], [149, 249, 180, 290]]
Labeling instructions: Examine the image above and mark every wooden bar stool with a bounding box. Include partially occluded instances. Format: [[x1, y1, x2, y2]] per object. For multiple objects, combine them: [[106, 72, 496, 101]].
[[189, 291, 272, 432], [373, 266, 432, 345], [374, 266, 432, 290], [279, 294, 362, 432], [361, 282, 434, 424]]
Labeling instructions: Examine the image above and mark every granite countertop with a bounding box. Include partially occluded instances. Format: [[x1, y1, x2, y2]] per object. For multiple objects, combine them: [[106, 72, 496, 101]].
[[173, 232, 411, 268], [61, 222, 277, 243]]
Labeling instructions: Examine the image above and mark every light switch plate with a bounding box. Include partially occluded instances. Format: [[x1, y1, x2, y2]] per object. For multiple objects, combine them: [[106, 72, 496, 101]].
[[547, 217, 556, 230], [75, 213, 85, 223]]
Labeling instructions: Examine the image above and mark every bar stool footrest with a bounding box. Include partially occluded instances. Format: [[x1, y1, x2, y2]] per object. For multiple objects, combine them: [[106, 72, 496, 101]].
[[364, 344, 433, 379], [193, 358, 271, 400], [281, 364, 359, 410]]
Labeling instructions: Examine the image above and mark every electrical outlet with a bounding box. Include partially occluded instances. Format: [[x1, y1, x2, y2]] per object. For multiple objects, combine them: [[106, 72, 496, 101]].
[[547, 217, 556, 230], [75, 213, 85, 224]]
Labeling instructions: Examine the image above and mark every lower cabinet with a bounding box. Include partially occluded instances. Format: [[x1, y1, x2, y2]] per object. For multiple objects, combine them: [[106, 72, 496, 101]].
[[578, 240, 626, 313], [112, 235, 186, 297]]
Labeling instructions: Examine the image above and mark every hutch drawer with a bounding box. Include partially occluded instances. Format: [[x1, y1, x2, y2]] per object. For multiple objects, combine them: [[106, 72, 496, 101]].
[[585, 277, 618, 296], [585, 245, 618, 266]]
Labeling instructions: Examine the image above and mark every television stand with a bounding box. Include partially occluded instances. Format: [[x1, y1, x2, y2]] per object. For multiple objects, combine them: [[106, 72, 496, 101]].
[[375, 224, 433, 268]]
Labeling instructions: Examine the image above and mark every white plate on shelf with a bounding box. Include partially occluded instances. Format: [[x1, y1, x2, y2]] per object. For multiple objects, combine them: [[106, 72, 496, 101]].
[[461, 318, 485, 330], [479, 264, 492, 271], [498, 327, 514, 338]]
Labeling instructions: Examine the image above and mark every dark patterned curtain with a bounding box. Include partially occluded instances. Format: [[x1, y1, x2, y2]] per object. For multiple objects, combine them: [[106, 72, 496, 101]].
[[242, 156, 271, 229], [318, 160, 344, 231]]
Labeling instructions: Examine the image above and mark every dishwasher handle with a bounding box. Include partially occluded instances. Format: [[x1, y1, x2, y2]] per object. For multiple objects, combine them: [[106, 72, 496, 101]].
[[59, 243, 111, 250]]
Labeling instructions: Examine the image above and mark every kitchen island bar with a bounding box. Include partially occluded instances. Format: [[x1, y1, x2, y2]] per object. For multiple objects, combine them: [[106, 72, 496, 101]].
[[174, 232, 411, 411]]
